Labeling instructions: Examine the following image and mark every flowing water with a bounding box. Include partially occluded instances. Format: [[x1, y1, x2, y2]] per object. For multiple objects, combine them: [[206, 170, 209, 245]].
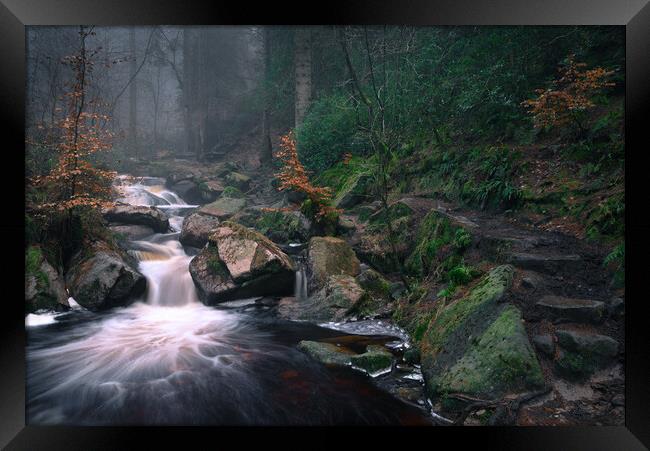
[[26, 175, 432, 425]]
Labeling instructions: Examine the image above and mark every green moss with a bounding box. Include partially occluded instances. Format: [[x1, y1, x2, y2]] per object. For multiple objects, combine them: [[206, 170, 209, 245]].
[[221, 186, 244, 199], [350, 345, 393, 374], [26, 246, 49, 290], [254, 210, 305, 243], [556, 351, 596, 380], [423, 265, 514, 358], [404, 210, 464, 278], [434, 305, 545, 396]]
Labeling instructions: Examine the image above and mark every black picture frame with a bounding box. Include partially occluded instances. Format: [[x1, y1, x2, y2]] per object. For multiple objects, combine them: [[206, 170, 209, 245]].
[[2, 0, 649, 448]]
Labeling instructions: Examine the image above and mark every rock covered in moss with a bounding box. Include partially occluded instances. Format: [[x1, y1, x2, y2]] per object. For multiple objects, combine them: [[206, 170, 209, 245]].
[[66, 240, 146, 311], [297, 341, 354, 366], [350, 345, 393, 375], [25, 246, 70, 313], [237, 208, 311, 244], [179, 212, 220, 248], [189, 221, 295, 304], [198, 197, 246, 220], [307, 236, 361, 292], [224, 172, 251, 191], [419, 265, 544, 403]]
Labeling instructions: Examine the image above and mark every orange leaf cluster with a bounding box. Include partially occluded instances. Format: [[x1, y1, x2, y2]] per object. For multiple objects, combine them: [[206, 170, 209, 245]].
[[522, 54, 615, 129], [274, 132, 340, 218]]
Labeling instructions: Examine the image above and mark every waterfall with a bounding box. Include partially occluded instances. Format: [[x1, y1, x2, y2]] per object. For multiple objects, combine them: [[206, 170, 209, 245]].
[[115, 176, 199, 306], [294, 266, 308, 301]]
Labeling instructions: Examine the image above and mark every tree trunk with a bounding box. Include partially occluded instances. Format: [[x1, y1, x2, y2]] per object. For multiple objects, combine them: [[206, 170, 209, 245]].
[[293, 27, 312, 128], [129, 27, 138, 158], [182, 29, 194, 157], [129, 27, 138, 157], [261, 27, 273, 165]]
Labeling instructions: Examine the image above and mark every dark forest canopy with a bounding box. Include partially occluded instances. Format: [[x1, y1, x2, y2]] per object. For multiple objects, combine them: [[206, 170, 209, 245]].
[[25, 25, 624, 278], [26, 25, 624, 172]]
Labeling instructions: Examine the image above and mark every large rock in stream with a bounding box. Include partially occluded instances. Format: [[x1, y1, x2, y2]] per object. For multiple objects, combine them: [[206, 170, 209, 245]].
[[189, 221, 295, 304], [25, 246, 69, 313], [307, 236, 361, 293], [66, 240, 146, 311], [198, 197, 246, 220], [179, 212, 221, 248], [278, 274, 368, 322], [103, 204, 170, 233], [419, 265, 545, 407]]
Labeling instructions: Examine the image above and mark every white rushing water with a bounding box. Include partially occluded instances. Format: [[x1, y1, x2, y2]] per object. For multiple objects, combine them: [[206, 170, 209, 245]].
[[27, 175, 431, 426]]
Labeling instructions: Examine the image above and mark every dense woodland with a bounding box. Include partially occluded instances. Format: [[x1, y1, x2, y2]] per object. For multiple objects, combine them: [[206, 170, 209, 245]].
[[25, 26, 625, 426]]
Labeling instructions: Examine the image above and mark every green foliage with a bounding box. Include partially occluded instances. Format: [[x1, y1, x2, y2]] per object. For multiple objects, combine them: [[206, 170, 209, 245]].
[[221, 186, 244, 199], [585, 192, 624, 240], [604, 242, 624, 288], [296, 94, 370, 172]]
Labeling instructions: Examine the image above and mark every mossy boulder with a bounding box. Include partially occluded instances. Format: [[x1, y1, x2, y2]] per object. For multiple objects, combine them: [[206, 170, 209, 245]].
[[297, 341, 354, 366], [350, 345, 393, 375], [224, 172, 251, 191], [238, 208, 311, 244], [25, 246, 70, 313], [189, 221, 295, 304], [307, 236, 361, 293], [179, 212, 221, 248], [198, 197, 246, 220], [278, 274, 368, 323], [432, 305, 545, 396], [66, 240, 146, 311], [419, 265, 545, 403]]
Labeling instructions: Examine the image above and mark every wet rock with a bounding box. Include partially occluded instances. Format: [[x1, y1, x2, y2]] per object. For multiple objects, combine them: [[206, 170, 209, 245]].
[[350, 345, 393, 374], [611, 394, 625, 407], [25, 246, 70, 313], [66, 240, 146, 311], [198, 179, 224, 203], [420, 265, 545, 403], [109, 224, 155, 241], [179, 212, 220, 248], [403, 348, 421, 365], [198, 197, 246, 220], [297, 341, 354, 366], [532, 334, 555, 357], [171, 179, 202, 204], [607, 297, 624, 318], [536, 296, 605, 324], [189, 221, 295, 304], [508, 252, 582, 274], [278, 274, 367, 322], [307, 236, 361, 293], [555, 329, 619, 380], [103, 204, 170, 233]]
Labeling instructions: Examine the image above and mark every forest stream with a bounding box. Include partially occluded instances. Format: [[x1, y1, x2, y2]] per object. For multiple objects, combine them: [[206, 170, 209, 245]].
[[26, 176, 434, 426]]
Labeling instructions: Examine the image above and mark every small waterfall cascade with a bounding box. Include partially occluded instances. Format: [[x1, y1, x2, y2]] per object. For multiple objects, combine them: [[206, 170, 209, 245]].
[[293, 255, 308, 301]]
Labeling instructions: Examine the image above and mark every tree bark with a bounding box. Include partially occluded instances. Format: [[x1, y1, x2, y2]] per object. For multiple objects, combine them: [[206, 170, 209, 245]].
[[129, 27, 138, 158], [261, 27, 273, 165]]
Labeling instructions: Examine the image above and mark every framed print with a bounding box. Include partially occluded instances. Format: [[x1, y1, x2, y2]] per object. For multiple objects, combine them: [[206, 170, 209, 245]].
[[2, 0, 649, 448]]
